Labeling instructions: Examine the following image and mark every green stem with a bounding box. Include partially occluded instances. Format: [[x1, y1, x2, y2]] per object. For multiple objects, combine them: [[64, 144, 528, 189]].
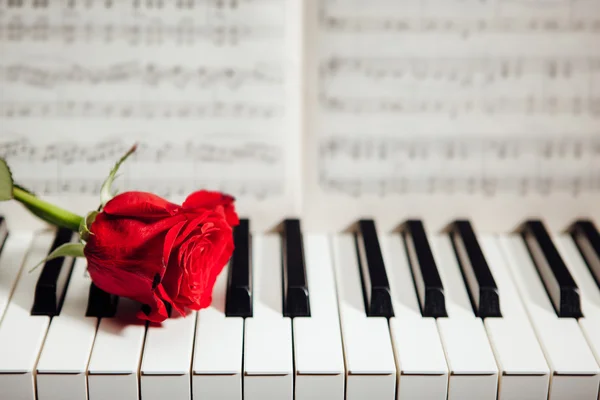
[[13, 187, 83, 232]]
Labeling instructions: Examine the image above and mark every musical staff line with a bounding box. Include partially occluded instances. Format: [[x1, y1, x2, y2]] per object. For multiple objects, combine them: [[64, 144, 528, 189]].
[[2, 0, 280, 10], [319, 135, 600, 161], [1, 138, 282, 165], [0, 101, 283, 119], [318, 135, 600, 197], [1, 138, 284, 198], [320, 95, 600, 116], [318, 174, 600, 197], [0, 20, 284, 45], [321, 56, 600, 81], [10, 177, 282, 199], [320, 15, 600, 35], [0, 63, 283, 89], [319, 0, 600, 36]]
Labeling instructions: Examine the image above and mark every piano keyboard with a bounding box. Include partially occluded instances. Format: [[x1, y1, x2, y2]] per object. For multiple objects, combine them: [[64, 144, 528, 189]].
[[1, 216, 600, 400]]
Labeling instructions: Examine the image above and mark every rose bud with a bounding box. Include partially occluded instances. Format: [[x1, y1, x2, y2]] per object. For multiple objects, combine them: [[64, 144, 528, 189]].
[[84, 190, 239, 322]]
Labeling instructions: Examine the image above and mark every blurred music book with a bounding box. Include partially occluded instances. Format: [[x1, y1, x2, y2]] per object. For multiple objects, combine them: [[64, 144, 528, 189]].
[[0, 0, 599, 232]]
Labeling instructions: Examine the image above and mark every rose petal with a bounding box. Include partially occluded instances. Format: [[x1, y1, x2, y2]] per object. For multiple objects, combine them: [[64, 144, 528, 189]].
[[89, 213, 185, 250], [104, 191, 181, 218], [136, 302, 169, 323], [165, 213, 234, 311], [86, 258, 169, 322], [172, 215, 210, 248], [163, 220, 187, 267], [182, 190, 239, 227], [160, 251, 185, 306], [182, 190, 233, 209], [155, 283, 185, 316]]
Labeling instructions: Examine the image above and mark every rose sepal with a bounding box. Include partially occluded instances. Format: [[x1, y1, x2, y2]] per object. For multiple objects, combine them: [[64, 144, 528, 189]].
[[79, 211, 99, 243]]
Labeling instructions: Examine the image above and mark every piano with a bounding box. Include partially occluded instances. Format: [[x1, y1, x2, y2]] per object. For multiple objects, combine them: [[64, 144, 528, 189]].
[[0, 214, 600, 399]]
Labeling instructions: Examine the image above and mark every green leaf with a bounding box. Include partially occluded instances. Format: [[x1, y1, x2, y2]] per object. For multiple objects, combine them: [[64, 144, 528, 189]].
[[0, 159, 14, 201], [79, 210, 98, 243], [100, 144, 137, 207], [29, 242, 85, 273]]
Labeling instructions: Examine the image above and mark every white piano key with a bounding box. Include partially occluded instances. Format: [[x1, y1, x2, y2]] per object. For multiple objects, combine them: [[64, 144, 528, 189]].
[[332, 234, 396, 400], [498, 235, 600, 400], [141, 309, 196, 400], [0, 231, 55, 400], [0, 232, 33, 323], [478, 236, 550, 400], [430, 235, 499, 400], [301, 235, 342, 320], [35, 258, 98, 400], [192, 262, 243, 400], [87, 297, 147, 400], [243, 234, 293, 400], [381, 233, 449, 400], [293, 235, 345, 400], [193, 314, 244, 399], [555, 234, 600, 367]]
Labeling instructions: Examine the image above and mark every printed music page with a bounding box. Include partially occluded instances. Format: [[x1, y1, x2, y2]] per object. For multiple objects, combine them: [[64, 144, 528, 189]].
[[303, 0, 600, 233], [0, 0, 302, 232]]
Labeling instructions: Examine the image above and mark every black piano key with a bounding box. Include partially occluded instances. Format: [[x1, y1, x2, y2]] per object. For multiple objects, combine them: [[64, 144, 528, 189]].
[[85, 282, 119, 318], [449, 220, 501, 318], [282, 219, 310, 317], [521, 220, 582, 318], [225, 219, 252, 317], [401, 220, 447, 318], [31, 228, 76, 316], [355, 219, 394, 318], [0, 216, 8, 253], [568, 220, 600, 291]]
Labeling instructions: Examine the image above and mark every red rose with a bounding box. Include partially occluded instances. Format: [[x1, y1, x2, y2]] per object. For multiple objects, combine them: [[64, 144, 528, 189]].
[[84, 190, 239, 322]]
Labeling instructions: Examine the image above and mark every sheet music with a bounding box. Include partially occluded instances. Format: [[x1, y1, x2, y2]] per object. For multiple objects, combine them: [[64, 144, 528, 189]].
[[2, 0, 600, 232], [302, 0, 600, 231], [309, 0, 600, 197], [0, 0, 300, 222]]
